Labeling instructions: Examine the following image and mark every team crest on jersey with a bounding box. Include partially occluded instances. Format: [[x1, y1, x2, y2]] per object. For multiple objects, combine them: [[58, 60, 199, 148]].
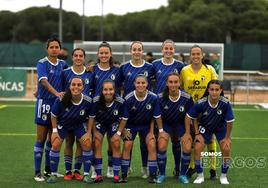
[[146, 104, 152, 110], [42, 114, 47, 121], [113, 109, 118, 115], [57, 125, 63, 130], [164, 105, 169, 110], [201, 75, 205, 81], [112, 123, 119, 131], [143, 71, 148, 77], [80, 110, 85, 116], [217, 109, 222, 115], [110, 74, 115, 80], [179, 106, 185, 112], [85, 78, 89, 84], [173, 69, 178, 73]]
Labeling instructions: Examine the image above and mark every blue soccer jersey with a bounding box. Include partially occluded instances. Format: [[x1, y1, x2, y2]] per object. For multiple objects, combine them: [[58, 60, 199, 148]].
[[187, 96, 235, 131], [90, 95, 124, 126], [122, 90, 161, 126], [62, 66, 94, 96], [93, 65, 121, 95], [159, 90, 194, 126], [37, 57, 68, 99], [51, 94, 92, 128], [120, 60, 154, 95], [152, 58, 184, 94]]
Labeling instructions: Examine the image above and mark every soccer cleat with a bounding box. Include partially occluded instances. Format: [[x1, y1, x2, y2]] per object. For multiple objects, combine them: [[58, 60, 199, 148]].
[[210, 169, 217, 180], [155, 175, 166, 184], [83, 175, 94, 183], [148, 175, 156, 183], [120, 175, 128, 183], [113, 175, 120, 183], [107, 166, 114, 178], [179, 175, 189, 184], [94, 175, 103, 183], [90, 166, 97, 179], [193, 174, 205, 184], [173, 168, 180, 177], [220, 174, 229, 185], [54, 172, 64, 178], [141, 167, 149, 179], [186, 168, 196, 178], [43, 170, 51, 178], [73, 171, 83, 180], [46, 175, 57, 183], [64, 171, 73, 180], [34, 173, 45, 182]]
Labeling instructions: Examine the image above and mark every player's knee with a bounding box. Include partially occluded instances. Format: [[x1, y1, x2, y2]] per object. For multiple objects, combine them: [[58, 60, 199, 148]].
[[111, 140, 120, 151], [194, 142, 204, 153], [123, 142, 133, 154], [81, 138, 91, 150], [182, 142, 192, 153], [52, 139, 61, 151]]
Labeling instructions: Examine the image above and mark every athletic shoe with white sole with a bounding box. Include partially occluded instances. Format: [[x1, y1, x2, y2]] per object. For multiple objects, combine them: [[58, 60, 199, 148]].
[[220, 174, 229, 185], [193, 173, 205, 184]]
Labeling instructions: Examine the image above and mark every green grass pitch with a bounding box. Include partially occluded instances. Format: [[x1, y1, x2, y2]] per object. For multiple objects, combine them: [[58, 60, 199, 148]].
[[0, 101, 268, 187]]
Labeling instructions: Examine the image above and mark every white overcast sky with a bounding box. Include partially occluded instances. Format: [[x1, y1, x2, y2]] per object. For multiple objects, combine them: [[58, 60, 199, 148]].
[[0, 0, 168, 16]]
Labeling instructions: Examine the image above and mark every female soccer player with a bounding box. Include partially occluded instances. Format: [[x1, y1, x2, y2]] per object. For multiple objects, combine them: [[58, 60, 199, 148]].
[[46, 77, 94, 183], [156, 73, 193, 184], [114, 74, 161, 183], [61, 48, 94, 180], [120, 41, 154, 177], [180, 44, 218, 179], [152, 39, 185, 177], [89, 80, 124, 183], [185, 80, 234, 184], [91, 42, 121, 178], [33, 38, 67, 181]]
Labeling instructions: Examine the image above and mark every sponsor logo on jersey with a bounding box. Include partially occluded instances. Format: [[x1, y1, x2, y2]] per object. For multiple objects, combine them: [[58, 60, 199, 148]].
[[203, 111, 209, 116], [110, 74, 115, 80], [113, 109, 118, 115], [164, 105, 169, 110], [127, 72, 132, 76], [131, 106, 137, 111], [80, 110, 85, 116]]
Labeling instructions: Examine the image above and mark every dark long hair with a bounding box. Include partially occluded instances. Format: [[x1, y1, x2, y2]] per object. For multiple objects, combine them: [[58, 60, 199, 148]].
[[202, 79, 224, 98], [98, 79, 116, 111], [72, 47, 86, 57], [162, 72, 180, 100], [62, 77, 84, 109], [190, 44, 208, 69], [97, 41, 114, 67]]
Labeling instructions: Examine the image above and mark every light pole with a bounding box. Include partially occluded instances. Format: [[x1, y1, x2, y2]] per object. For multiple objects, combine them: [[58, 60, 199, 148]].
[[82, 0, 85, 41], [59, 0, 63, 42], [100, 0, 104, 41]]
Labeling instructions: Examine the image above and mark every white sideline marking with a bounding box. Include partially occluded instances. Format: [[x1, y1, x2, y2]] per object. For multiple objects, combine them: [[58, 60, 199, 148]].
[[0, 105, 7, 109], [3, 104, 35, 108], [0, 133, 35, 136], [233, 108, 268, 112]]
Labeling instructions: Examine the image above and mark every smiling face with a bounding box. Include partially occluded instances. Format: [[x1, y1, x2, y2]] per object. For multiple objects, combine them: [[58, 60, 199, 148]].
[[166, 74, 180, 93], [134, 76, 148, 93], [131, 42, 143, 61], [70, 77, 84, 96], [162, 42, 175, 59], [98, 46, 112, 64], [208, 83, 222, 101], [47, 41, 61, 58], [102, 82, 115, 102], [190, 47, 203, 65], [72, 49, 85, 66]]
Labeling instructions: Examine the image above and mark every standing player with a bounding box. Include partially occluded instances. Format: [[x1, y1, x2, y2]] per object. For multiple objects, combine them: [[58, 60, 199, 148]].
[[91, 42, 121, 178], [119, 41, 154, 177], [89, 80, 124, 183], [115, 75, 161, 183], [185, 80, 234, 184], [46, 77, 94, 183], [180, 44, 218, 179], [156, 73, 193, 184], [61, 48, 94, 180], [152, 39, 185, 177], [33, 38, 67, 181]]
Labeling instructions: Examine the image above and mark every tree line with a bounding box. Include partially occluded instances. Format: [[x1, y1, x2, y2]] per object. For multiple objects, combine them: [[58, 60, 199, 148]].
[[1, 0, 268, 43]]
